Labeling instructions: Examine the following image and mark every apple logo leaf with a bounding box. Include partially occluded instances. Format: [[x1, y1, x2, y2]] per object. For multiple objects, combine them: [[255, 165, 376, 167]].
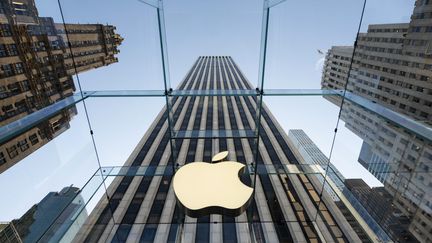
[[212, 151, 229, 162]]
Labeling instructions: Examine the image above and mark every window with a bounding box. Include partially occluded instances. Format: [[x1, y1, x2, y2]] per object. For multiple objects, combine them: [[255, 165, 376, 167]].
[[2, 104, 13, 113], [0, 152, 6, 165], [0, 44, 6, 57], [7, 145, 18, 159], [29, 134, 39, 145], [7, 83, 20, 93], [420, 112, 428, 118], [14, 63, 24, 74], [412, 26, 421, 32], [0, 24, 12, 37], [8, 44, 18, 56], [0, 86, 6, 99], [420, 75, 429, 81], [15, 99, 27, 112], [1, 64, 14, 77], [21, 80, 30, 91], [18, 139, 29, 152]]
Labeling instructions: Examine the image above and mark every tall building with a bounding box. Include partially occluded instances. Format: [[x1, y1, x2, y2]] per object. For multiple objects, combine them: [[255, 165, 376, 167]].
[[0, 0, 122, 173], [343, 179, 417, 242], [0, 222, 21, 243], [321, 0, 432, 241], [287, 129, 345, 201], [0, 186, 87, 243], [73, 56, 376, 242], [287, 130, 393, 242]]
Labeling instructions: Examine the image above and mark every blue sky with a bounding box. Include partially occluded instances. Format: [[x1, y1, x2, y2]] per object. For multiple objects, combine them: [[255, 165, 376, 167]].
[[0, 0, 413, 221]]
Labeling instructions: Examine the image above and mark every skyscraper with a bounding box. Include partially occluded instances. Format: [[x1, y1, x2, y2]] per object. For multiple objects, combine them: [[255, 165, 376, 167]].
[[0, 0, 122, 173], [321, 0, 432, 241], [287, 129, 345, 201], [74, 56, 376, 242], [343, 179, 417, 242], [0, 186, 87, 243], [287, 130, 392, 242]]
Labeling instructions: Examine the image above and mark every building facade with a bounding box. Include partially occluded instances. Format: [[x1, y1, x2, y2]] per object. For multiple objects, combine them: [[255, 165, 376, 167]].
[[287, 129, 345, 201], [321, 0, 432, 241], [73, 56, 376, 243], [343, 179, 417, 242], [0, 0, 122, 173], [0, 186, 87, 243], [0, 221, 22, 243]]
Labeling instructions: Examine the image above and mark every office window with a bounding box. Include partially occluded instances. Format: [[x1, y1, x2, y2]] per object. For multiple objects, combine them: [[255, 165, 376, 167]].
[[15, 99, 27, 112], [21, 80, 30, 91], [18, 139, 29, 152], [0, 152, 6, 165], [7, 145, 18, 159], [0, 86, 7, 99], [0, 24, 12, 37], [8, 44, 18, 56], [420, 75, 429, 81], [13, 2, 28, 15], [0, 44, 6, 57], [14, 63, 24, 74], [29, 134, 39, 145], [1, 64, 14, 77], [8, 83, 21, 94]]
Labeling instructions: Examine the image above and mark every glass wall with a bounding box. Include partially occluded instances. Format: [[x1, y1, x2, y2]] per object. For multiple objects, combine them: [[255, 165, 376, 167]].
[[0, 0, 430, 242]]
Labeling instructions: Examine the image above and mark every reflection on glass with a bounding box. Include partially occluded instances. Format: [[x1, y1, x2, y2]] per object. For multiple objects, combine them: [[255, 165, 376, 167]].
[[0, 186, 87, 242], [321, 1, 432, 242], [0, 0, 430, 242], [0, 0, 122, 173]]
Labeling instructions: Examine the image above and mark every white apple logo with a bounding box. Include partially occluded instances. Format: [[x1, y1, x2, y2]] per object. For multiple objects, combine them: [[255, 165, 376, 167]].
[[173, 151, 253, 218]]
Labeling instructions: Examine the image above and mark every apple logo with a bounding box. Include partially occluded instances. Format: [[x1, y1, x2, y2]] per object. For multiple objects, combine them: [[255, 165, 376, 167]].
[[173, 151, 254, 218]]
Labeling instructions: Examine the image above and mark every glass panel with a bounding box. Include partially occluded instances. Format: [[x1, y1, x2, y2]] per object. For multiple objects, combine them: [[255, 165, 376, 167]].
[[264, 89, 343, 96], [171, 89, 258, 97], [326, 99, 432, 242], [163, 2, 262, 89], [57, 0, 165, 91], [87, 90, 166, 97], [173, 129, 256, 139], [263, 0, 365, 89], [38, 169, 109, 242], [0, 94, 88, 144], [83, 97, 165, 167], [0, 101, 101, 242]]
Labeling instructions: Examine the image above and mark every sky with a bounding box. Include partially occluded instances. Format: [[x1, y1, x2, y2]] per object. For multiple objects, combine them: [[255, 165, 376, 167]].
[[0, 0, 414, 221]]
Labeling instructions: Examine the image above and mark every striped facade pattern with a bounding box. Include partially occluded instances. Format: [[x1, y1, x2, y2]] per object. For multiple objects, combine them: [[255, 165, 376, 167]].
[[75, 56, 369, 243]]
